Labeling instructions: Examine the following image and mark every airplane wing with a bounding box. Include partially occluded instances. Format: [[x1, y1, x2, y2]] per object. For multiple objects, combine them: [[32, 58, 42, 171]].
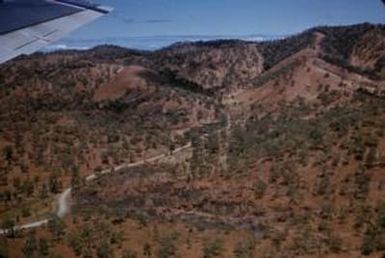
[[0, 0, 112, 64]]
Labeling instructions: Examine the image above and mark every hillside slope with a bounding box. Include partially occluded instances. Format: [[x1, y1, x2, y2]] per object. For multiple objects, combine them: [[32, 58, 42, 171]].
[[0, 23, 384, 258]]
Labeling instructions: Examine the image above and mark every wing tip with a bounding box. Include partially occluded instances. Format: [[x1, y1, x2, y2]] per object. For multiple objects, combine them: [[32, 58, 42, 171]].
[[53, 1, 113, 14], [98, 5, 113, 13]]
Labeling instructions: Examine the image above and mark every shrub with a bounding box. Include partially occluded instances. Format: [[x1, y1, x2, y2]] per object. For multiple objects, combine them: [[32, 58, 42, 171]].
[[97, 241, 112, 258], [122, 248, 137, 258], [203, 238, 224, 258], [233, 238, 255, 258], [254, 179, 267, 199], [157, 234, 178, 258]]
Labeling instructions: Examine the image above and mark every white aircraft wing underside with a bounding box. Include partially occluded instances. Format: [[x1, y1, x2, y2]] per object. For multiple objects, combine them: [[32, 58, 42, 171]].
[[0, 0, 111, 64]]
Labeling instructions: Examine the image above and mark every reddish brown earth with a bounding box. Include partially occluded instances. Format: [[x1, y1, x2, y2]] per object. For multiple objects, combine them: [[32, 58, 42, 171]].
[[0, 23, 384, 258]]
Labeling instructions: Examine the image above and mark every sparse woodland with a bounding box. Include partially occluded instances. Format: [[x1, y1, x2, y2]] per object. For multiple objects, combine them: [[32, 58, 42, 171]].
[[0, 23, 384, 257]]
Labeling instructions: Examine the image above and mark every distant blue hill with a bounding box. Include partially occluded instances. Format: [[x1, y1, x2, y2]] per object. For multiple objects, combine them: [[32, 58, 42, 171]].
[[43, 34, 284, 51]]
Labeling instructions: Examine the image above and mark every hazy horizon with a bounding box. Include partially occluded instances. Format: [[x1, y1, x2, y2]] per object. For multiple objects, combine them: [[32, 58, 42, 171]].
[[47, 33, 282, 51], [51, 0, 385, 50], [49, 22, 384, 51]]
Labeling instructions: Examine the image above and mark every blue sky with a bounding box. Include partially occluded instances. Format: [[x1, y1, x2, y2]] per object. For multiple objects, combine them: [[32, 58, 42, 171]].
[[58, 0, 385, 50]]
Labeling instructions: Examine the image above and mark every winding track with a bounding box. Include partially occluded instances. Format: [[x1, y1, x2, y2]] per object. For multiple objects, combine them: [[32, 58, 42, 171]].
[[0, 143, 192, 234]]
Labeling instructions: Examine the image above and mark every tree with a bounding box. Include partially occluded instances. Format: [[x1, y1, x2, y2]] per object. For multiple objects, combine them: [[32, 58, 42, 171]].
[[365, 147, 377, 168], [254, 179, 267, 199], [39, 237, 50, 256], [0, 238, 8, 258], [354, 165, 370, 200], [68, 232, 83, 256], [205, 132, 219, 155], [190, 132, 204, 179], [2, 146, 13, 166], [39, 184, 49, 199], [97, 241, 112, 258], [22, 234, 37, 258], [1, 218, 16, 238], [1, 190, 11, 204], [48, 173, 62, 194], [361, 205, 385, 255], [157, 235, 176, 258], [122, 248, 137, 258], [233, 238, 256, 258], [21, 207, 31, 218], [48, 216, 66, 239], [203, 238, 223, 258], [168, 138, 175, 155], [48, 254, 64, 258], [143, 243, 152, 258], [71, 165, 81, 190], [22, 178, 34, 196], [13, 177, 21, 191]]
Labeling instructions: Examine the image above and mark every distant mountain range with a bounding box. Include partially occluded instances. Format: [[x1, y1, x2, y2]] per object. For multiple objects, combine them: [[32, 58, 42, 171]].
[[44, 34, 283, 51]]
